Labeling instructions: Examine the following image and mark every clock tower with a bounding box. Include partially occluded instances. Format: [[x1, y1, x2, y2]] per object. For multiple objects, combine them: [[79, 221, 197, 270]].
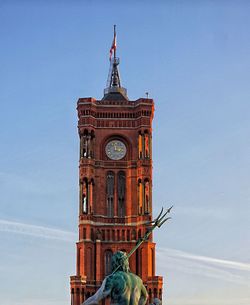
[[70, 29, 163, 305]]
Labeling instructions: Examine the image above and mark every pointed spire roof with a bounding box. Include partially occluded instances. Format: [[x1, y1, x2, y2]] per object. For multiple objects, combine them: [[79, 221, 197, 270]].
[[103, 25, 128, 101]]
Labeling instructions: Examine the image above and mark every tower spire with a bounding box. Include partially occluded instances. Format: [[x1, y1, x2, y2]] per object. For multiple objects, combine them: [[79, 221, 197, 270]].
[[103, 25, 128, 100]]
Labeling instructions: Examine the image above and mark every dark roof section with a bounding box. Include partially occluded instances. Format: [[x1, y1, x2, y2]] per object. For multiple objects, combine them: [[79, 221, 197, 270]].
[[102, 88, 128, 101]]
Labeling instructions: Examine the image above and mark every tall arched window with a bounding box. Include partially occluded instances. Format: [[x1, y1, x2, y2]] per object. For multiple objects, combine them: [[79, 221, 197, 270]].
[[144, 131, 150, 159], [138, 179, 143, 215], [138, 229, 142, 239], [117, 171, 126, 217], [144, 179, 150, 214], [89, 130, 95, 158], [105, 250, 113, 275], [106, 171, 114, 217], [138, 132, 143, 159], [88, 179, 94, 214], [151, 248, 155, 276], [80, 129, 95, 159], [82, 178, 88, 214]]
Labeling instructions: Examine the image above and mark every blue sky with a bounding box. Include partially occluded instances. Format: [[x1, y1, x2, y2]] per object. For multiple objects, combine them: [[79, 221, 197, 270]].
[[0, 1, 250, 305]]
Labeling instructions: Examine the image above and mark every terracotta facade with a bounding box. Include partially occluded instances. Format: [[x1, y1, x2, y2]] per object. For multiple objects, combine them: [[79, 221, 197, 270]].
[[70, 95, 163, 304]]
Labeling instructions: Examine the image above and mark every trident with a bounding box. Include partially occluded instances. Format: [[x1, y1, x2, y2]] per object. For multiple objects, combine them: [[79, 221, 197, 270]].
[[111, 206, 173, 275]]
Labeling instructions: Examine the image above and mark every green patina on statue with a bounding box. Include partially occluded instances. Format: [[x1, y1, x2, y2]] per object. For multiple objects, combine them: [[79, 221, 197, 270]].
[[83, 206, 172, 305], [83, 251, 148, 305]]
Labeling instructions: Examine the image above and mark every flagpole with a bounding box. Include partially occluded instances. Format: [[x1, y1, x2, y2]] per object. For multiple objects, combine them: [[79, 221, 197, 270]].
[[114, 24, 116, 59]]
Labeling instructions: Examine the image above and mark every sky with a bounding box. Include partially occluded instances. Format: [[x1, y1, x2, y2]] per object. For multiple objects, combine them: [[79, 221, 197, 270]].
[[0, 1, 250, 305]]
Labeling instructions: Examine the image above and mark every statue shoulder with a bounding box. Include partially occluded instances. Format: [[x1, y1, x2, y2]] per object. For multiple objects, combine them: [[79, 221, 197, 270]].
[[105, 272, 126, 288], [128, 271, 144, 284]]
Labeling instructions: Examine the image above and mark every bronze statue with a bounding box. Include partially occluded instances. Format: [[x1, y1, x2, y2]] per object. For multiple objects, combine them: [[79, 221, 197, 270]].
[[83, 251, 148, 305], [83, 206, 172, 305]]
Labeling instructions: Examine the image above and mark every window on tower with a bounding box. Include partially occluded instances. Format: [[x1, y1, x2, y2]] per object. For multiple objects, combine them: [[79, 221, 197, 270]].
[[82, 178, 88, 214], [104, 250, 113, 276], [106, 171, 114, 217], [80, 129, 95, 159], [144, 131, 150, 159], [88, 179, 94, 214], [144, 179, 150, 214], [138, 132, 143, 159], [138, 130, 151, 160], [138, 179, 143, 215], [117, 171, 126, 217]]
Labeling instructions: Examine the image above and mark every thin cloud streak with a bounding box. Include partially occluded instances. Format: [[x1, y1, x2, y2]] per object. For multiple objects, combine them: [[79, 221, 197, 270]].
[[1, 219, 250, 287], [157, 247, 250, 286], [0, 219, 76, 242], [159, 247, 250, 271]]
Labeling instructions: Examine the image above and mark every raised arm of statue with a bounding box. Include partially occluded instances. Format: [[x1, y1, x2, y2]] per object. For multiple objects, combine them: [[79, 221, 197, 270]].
[[82, 277, 111, 305]]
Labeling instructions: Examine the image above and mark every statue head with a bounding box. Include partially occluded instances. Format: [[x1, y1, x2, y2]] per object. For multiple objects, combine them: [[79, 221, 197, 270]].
[[111, 251, 130, 273]]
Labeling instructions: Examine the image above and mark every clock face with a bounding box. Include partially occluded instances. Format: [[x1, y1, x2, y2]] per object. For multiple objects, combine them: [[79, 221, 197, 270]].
[[105, 140, 127, 160]]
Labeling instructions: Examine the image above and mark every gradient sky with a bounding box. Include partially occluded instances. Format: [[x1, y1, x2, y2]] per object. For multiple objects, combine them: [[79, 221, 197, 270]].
[[0, 1, 250, 305]]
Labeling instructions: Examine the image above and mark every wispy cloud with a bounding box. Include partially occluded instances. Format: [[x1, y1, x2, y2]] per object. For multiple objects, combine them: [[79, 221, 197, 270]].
[[160, 247, 250, 271], [0, 219, 76, 242], [1, 219, 250, 288], [157, 247, 250, 286]]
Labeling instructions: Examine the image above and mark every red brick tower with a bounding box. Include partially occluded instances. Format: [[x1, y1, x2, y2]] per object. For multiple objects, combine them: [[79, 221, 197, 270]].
[[70, 29, 163, 305]]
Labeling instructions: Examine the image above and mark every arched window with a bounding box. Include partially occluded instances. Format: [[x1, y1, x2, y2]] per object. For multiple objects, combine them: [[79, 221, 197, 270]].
[[88, 179, 94, 214], [138, 229, 142, 239], [122, 230, 125, 241], [138, 179, 143, 215], [105, 250, 113, 275], [144, 131, 150, 159], [132, 229, 137, 240], [144, 179, 150, 214], [117, 171, 126, 217], [151, 248, 155, 276], [82, 129, 88, 158], [127, 230, 130, 241], [81, 129, 95, 159], [90, 130, 95, 158], [138, 132, 143, 159], [82, 178, 88, 214], [106, 171, 114, 217]]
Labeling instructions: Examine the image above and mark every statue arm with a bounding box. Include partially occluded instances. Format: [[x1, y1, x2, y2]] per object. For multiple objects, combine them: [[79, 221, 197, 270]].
[[82, 277, 111, 305], [138, 282, 148, 305]]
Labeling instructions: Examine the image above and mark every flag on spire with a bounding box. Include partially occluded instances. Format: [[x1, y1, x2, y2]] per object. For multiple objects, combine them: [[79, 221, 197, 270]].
[[109, 25, 117, 61]]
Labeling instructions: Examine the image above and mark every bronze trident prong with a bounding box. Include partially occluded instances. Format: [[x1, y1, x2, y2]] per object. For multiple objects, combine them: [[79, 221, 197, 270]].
[[111, 206, 173, 275]]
